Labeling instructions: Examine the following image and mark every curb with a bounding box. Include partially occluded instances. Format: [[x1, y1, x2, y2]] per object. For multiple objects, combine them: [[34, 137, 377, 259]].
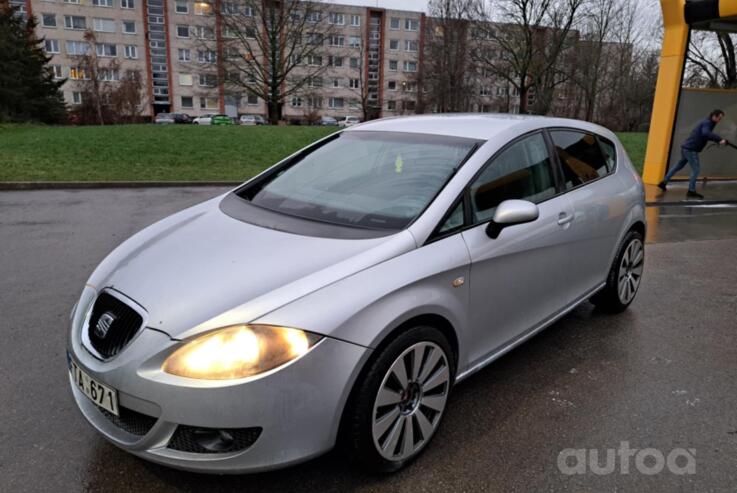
[[0, 181, 240, 191]]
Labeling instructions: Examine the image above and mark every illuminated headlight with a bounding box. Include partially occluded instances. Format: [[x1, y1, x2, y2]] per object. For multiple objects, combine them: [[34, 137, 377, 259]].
[[162, 324, 322, 380]]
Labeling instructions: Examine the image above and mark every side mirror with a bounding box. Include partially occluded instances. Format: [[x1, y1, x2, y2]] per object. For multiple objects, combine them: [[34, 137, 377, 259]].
[[486, 200, 539, 239]]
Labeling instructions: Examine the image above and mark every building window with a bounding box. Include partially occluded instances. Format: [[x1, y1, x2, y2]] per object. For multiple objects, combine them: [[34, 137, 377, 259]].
[[328, 35, 344, 47], [349, 57, 359, 69], [96, 43, 117, 57], [176, 24, 190, 37], [308, 76, 323, 88], [247, 94, 258, 105], [179, 73, 193, 85], [291, 97, 303, 107], [404, 81, 417, 92], [306, 96, 321, 107], [332, 78, 340, 88], [175, 0, 188, 13], [66, 41, 89, 56], [329, 12, 344, 25], [389, 39, 398, 51], [181, 96, 194, 108], [306, 55, 322, 66], [349, 79, 359, 89], [198, 73, 217, 87], [387, 80, 397, 91], [122, 20, 135, 34], [41, 13, 56, 27], [192, 26, 214, 39], [72, 91, 83, 105], [92, 0, 113, 7], [99, 68, 119, 81], [69, 66, 88, 79], [405, 40, 418, 52], [404, 100, 416, 111], [178, 48, 191, 62], [305, 32, 323, 45], [199, 97, 218, 109], [350, 14, 360, 26], [389, 17, 400, 30], [403, 61, 417, 72], [388, 60, 398, 71], [44, 39, 60, 53], [329, 97, 344, 109], [349, 36, 360, 48], [305, 11, 321, 23], [194, 1, 213, 15], [479, 86, 491, 96], [63, 0, 79, 4], [64, 15, 86, 30], [121, 0, 134, 8], [328, 56, 343, 67], [198, 50, 217, 63], [124, 45, 138, 59], [50, 65, 63, 79], [405, 18, 419, 31], [93, 18, 115, 32]]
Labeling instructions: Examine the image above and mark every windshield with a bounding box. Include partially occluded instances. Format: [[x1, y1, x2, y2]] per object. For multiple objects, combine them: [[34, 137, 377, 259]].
[[240, 131, 481, 230]]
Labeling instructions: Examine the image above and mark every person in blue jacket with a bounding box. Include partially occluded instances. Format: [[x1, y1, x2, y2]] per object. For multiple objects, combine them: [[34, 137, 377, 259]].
[[658, 109, 727, 199]]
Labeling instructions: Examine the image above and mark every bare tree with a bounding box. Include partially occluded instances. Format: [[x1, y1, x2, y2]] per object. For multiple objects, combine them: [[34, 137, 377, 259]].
[[686, 31, 737, 88], [473, 0, 585, 114], [424, 0, 478, 112], [211, 0, 337, 123]]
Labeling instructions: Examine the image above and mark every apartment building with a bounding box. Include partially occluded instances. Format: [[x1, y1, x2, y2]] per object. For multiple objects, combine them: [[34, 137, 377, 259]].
[[14, 0, 428, 120]]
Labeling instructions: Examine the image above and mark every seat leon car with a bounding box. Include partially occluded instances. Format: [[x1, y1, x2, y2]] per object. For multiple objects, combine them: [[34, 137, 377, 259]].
[[67, 114, 646, 474]]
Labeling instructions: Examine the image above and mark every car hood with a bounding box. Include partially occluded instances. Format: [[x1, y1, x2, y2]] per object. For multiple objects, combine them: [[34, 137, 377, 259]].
[[86, 195, 416, 339]]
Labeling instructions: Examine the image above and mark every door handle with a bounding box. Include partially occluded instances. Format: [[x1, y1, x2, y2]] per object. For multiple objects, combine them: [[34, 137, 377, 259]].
[[557, 212, 574, 226]]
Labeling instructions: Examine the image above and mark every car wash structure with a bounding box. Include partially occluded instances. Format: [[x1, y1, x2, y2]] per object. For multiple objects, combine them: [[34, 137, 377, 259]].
[[644, 0, 737, 185]]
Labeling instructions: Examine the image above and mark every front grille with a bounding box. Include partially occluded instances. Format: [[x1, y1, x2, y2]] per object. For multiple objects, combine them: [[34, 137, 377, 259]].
[[167, 426, 262, 454], [87, 292, 143, 359], [98, 406, 158, 436]]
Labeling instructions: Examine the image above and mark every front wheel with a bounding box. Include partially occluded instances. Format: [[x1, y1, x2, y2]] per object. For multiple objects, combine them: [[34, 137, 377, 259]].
[[590, 230, 644, 313], [343, 326, 454, 473]]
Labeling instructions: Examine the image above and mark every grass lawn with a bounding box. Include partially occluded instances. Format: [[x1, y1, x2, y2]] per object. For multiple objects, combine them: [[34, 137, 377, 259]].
[[0, 124, 647, 182]]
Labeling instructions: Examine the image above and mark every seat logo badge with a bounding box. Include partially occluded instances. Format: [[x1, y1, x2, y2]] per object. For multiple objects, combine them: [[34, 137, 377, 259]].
[[94, 312, 117, 339], [452, 277, 465, 288]]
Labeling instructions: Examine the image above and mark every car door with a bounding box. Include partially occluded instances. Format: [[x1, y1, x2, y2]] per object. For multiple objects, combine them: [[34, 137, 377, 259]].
[[460, 132, 576, 367], [548, 130, 624, 303]]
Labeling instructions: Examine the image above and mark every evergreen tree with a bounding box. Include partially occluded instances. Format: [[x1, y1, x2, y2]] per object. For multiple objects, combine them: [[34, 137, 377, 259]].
[[0, 5, 67, 123]]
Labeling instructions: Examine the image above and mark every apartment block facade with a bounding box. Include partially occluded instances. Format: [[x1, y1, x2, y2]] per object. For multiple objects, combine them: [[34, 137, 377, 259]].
[[13, 0, 435, 120]]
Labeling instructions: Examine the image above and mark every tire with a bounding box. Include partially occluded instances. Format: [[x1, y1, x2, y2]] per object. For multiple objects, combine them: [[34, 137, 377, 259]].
[[590, 230, 645, 313], [342, 326, 455, 473]]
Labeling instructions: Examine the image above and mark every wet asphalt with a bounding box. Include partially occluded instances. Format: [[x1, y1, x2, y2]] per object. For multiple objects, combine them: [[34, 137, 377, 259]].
[[1, 187, 736, 492]]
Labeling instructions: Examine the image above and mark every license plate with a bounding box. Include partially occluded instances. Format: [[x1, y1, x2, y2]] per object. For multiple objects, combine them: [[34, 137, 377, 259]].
[[69, 358, 119, 416]]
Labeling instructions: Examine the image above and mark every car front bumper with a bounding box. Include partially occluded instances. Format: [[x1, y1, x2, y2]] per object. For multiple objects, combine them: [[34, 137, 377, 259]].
[[68, 325, 371, 473]]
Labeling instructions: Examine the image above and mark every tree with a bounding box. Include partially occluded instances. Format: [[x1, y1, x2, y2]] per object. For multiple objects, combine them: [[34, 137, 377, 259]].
[[212, 0, 337, 124], [424, 0, 478, 112], [73, 30, 144, 124], [473, 0, 585, 114], [0, 4, 66, 123], [686, 31, 737, 89]]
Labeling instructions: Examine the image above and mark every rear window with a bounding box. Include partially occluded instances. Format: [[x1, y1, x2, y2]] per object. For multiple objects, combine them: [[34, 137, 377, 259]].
[[550, 130, 611, 189]]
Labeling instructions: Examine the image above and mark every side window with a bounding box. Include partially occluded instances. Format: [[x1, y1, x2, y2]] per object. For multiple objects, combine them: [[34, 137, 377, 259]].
[[550, 130, 609, 189], [597, 136, 617, 171], [469, 132, 556, 224], [438, 201, 464, 235]]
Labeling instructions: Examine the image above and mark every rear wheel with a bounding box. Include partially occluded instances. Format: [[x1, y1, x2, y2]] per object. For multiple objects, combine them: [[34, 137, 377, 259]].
[[343, 326, 454, 472], [590, 230, 644, 313]]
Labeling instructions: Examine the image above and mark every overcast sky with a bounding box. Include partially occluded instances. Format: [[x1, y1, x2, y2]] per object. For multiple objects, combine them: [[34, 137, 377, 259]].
[[328, 0, 428, 12]]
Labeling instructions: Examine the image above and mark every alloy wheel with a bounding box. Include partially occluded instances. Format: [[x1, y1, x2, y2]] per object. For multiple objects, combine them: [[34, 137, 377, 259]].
[[371, 341, 450, 461], [617, 238, 644, 304]]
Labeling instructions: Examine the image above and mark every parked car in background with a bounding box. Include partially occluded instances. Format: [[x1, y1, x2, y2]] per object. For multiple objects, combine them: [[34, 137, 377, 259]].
[[67, 114, 645, 474], [173, 113, 192, 124], [239, 114, 267, 126], [211, 114, 235, 125], [338, 116, 361, 128], [154, 113, 176, 124], [192, 114, 214, 125], [317, 116, 338, 126]]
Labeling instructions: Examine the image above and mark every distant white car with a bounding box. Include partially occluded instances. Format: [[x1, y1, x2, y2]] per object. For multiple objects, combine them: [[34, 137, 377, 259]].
[[239, 114, 267, 126], [192, 114, 214, 125], [317, 116, 338, 126], [339, 116, 361, 127]]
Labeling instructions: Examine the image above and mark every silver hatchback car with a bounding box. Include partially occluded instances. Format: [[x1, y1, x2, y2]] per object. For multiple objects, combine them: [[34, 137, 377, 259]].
[[68, 114, 645, 473]]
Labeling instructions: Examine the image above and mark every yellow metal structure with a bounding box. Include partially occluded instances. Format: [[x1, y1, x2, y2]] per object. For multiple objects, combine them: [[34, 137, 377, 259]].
[[644, 0, 737, 183]]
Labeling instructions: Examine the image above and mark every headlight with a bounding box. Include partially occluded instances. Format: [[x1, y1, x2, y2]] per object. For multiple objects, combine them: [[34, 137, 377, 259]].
[[162, 324, 322, 380]]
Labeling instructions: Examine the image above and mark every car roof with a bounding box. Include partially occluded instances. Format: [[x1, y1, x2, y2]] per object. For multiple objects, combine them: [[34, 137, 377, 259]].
[[346, 113, 614, 141]]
